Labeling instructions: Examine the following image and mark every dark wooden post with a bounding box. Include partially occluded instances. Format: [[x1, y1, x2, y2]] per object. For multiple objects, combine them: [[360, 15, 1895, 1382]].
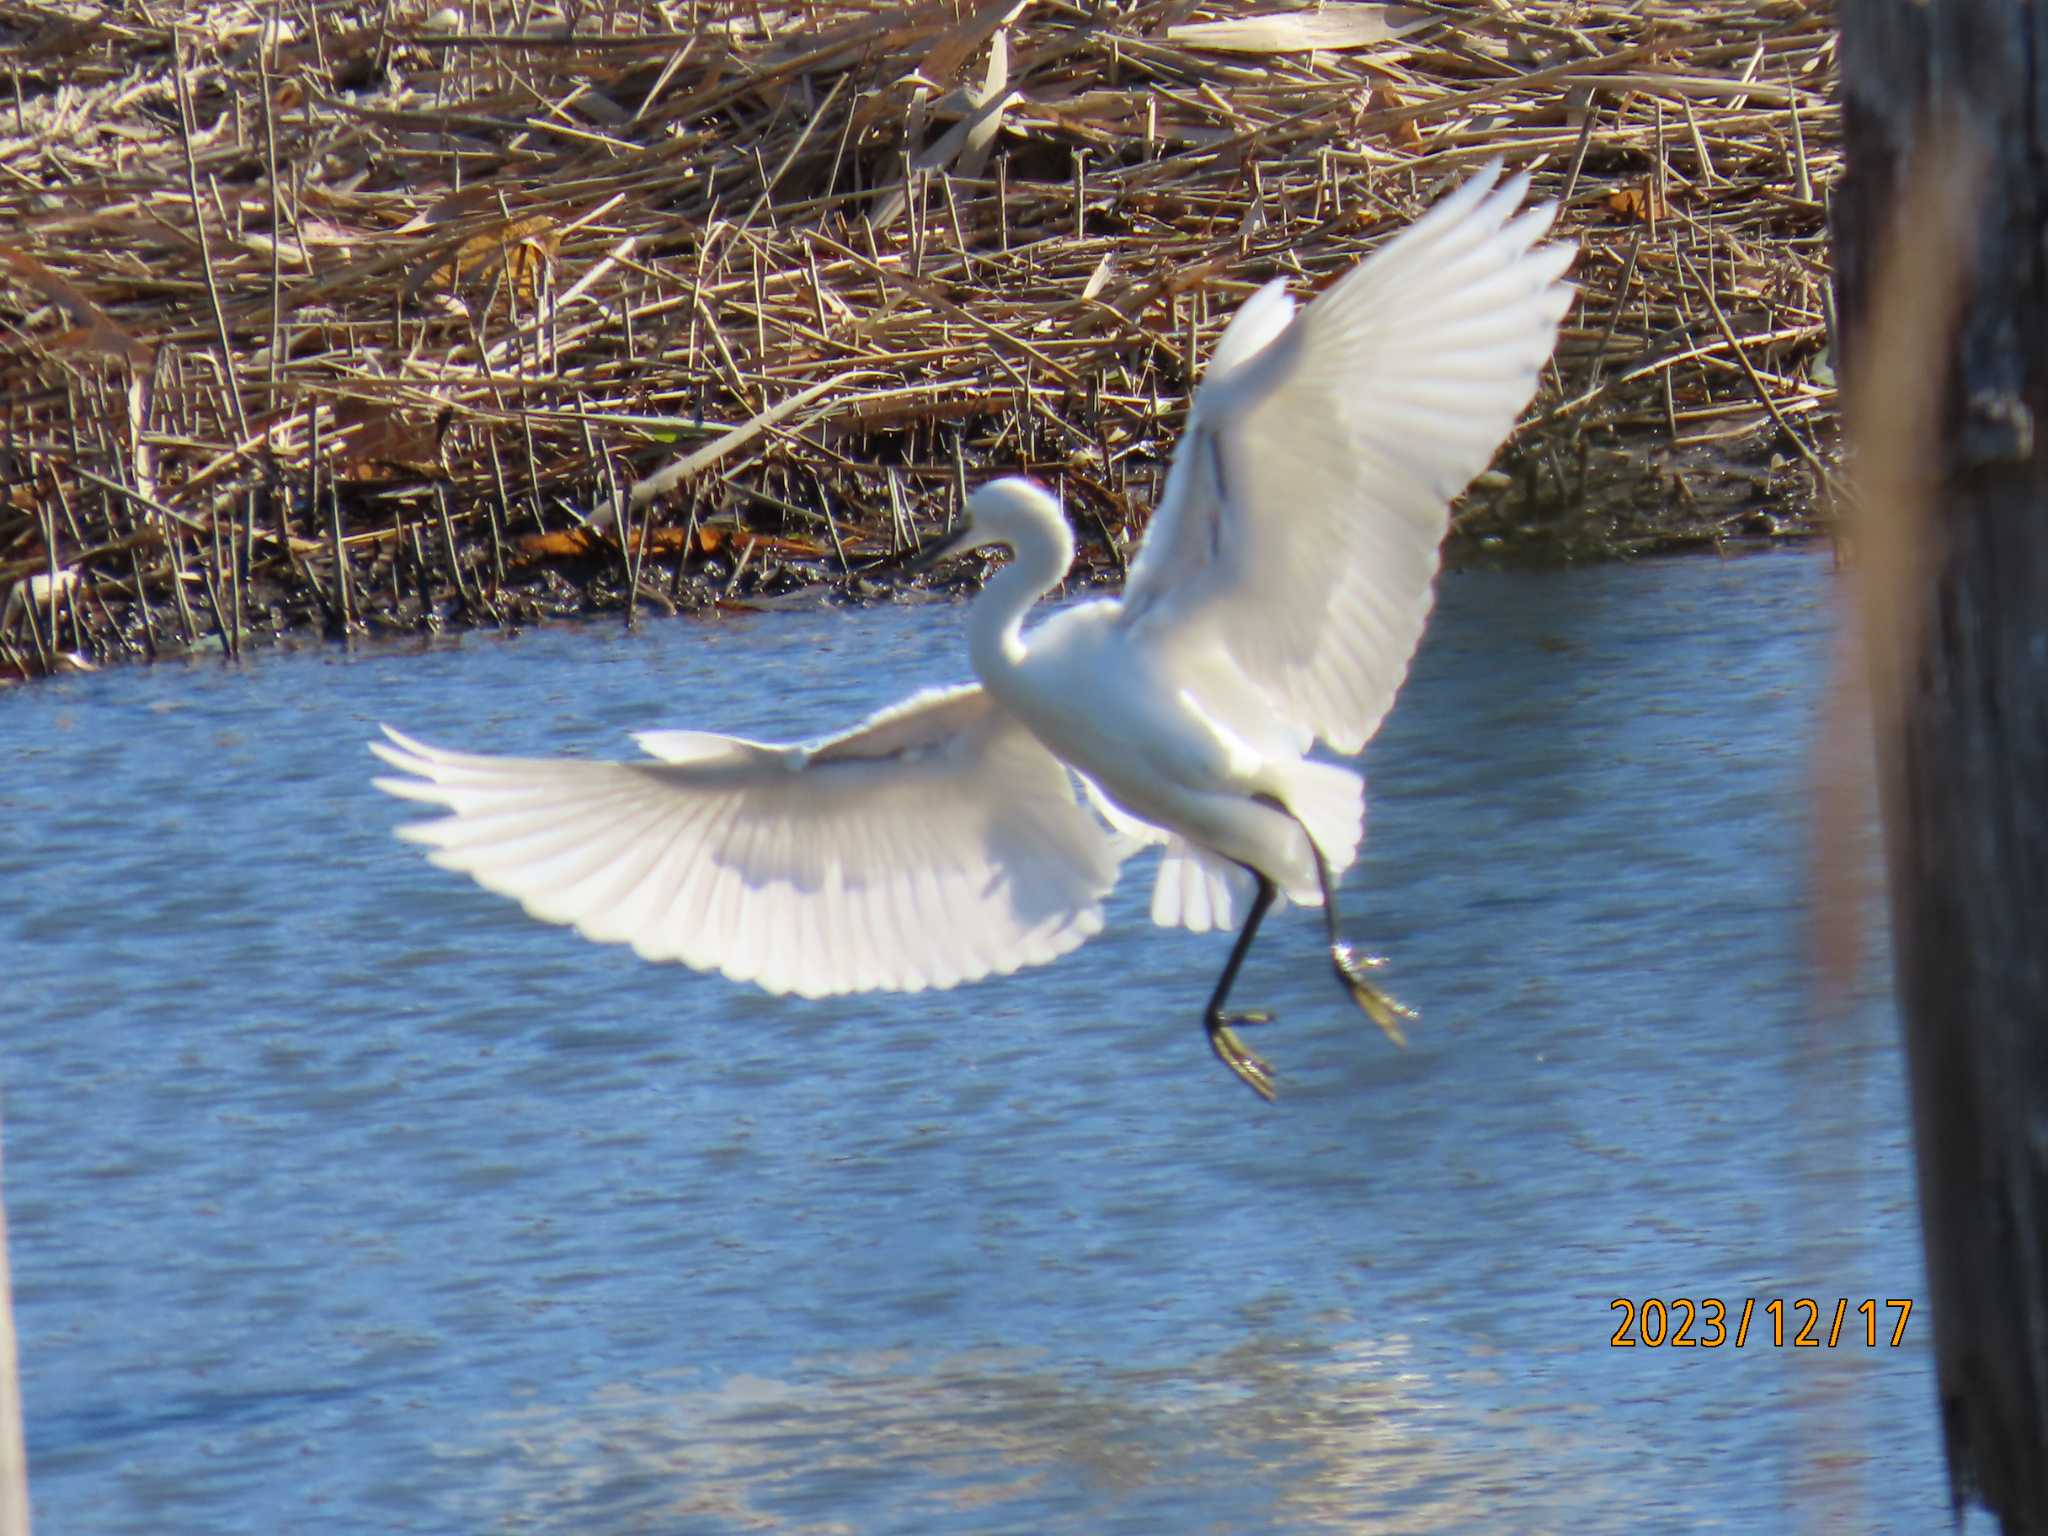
[[1838, 2, 2048, 1529]]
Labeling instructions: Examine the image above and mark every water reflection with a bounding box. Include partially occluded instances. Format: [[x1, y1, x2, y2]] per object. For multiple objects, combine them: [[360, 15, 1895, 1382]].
[[458, 1336, 1501, 1533]]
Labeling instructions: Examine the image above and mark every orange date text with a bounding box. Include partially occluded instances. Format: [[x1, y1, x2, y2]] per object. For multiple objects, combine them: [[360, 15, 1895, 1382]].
[[1609, 1297, 1914, 1348]]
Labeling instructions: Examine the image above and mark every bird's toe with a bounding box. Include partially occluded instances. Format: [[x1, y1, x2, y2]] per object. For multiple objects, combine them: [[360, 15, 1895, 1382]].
[[1345, 977, 1414, 1048], [1207, 1020, 1277, 1101], [1333, 943, 1387, 978]]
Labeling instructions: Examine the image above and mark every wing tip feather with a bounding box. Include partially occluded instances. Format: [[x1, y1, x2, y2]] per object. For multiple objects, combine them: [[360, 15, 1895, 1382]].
[[370, 706, 1129, 1004]]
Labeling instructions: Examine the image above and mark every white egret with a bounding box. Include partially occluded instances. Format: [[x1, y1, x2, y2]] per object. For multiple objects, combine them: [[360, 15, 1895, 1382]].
[[372, 164, 1574, 1100]]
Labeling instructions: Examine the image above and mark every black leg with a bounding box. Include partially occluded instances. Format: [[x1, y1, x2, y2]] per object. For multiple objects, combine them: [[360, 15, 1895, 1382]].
[[1302, 824, 1415, 1048], [1204, 873, 1279, 1101], [1200, 800, 1414, 1102]]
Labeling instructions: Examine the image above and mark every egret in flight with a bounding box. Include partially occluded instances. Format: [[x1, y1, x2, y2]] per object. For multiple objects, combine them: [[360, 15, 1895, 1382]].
[[372, 164, 1574, 1100]]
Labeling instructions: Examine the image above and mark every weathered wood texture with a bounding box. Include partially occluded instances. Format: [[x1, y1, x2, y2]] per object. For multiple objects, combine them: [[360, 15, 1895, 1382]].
[[1839, 1, 2048, 1529]]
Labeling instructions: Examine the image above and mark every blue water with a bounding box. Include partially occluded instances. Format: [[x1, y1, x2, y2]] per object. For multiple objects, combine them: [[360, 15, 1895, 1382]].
[[2, 551, 1961, 1532]]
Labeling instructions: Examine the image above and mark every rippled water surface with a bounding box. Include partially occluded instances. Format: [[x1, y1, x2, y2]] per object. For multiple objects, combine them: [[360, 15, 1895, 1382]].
[[4, 551, 1957, 1532]]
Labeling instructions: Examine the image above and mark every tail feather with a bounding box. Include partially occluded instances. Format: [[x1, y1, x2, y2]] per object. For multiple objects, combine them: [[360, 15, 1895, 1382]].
[[1150, 836, 1258, 933], [1269, 757, 1365, 876]]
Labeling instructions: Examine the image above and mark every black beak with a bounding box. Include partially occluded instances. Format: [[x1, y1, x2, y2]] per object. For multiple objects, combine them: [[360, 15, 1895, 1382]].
[[849, 527, 972, 581], [903, 527, 975, 575]]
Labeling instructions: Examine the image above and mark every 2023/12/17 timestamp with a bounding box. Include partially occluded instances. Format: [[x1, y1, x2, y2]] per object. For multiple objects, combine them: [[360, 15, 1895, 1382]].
[[1610, 1298, 1915, 1348]]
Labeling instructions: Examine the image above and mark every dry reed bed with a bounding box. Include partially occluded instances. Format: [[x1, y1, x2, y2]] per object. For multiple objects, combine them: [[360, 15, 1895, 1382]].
[[0, 0, 1838, 678]]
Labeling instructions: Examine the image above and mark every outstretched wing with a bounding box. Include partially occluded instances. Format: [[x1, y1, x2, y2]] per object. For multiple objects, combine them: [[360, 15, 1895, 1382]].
[[370, 685, 1130, 997], [1120, 164, 1575, 754]]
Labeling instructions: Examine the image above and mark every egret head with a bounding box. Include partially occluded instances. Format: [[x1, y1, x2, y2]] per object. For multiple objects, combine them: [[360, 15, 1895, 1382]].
[[911, 476, 1068, 571], [962, 476, 1061, 548]]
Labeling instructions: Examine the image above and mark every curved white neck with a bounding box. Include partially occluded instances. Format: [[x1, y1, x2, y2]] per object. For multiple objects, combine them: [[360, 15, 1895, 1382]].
[[966, 513, 1074, 683]]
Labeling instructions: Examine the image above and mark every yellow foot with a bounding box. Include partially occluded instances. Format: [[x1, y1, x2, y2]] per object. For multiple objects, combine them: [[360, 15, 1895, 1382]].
[[1206, 1016, 1276, 1102], [1334, 944, 1415, 1048]]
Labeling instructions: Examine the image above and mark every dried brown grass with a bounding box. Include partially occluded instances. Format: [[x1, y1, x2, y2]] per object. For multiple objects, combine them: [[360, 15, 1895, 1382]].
[[0, 0, 1838, 676]]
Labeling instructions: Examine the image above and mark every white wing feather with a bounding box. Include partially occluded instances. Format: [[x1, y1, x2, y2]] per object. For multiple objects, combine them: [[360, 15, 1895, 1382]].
[[1120, 163, 1575, 754], [369, 686, 1130, 997], [1203, 277, 1297, 384]]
